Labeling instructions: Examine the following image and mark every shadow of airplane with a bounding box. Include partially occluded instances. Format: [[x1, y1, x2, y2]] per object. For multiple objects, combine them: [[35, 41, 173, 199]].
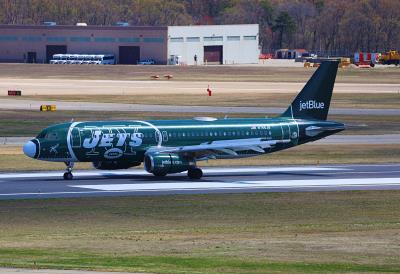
[[41, 170, 331, 184]]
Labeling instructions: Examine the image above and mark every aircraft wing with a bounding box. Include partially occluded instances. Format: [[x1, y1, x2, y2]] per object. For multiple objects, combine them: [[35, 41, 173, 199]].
[[146, 138, 291, 160]]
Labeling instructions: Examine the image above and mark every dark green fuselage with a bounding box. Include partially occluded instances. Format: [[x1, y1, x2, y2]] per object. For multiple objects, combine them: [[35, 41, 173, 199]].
[[32, 117, 343, 163]]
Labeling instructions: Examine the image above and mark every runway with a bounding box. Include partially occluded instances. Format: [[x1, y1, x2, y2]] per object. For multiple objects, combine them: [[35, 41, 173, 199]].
[[0, 164, 399, 199], [1, 98, 400, 116]]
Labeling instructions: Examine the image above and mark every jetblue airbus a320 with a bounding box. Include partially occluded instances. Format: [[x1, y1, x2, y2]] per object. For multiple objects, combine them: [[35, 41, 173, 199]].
[[23, 61, 345, 180]]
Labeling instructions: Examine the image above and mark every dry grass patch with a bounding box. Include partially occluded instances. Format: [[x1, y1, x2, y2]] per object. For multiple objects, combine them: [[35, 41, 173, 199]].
[[0, 63, 399, 83]]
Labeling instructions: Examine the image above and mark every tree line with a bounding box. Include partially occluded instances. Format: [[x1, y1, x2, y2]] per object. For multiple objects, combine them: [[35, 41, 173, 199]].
[[0, 0, 399, 55]]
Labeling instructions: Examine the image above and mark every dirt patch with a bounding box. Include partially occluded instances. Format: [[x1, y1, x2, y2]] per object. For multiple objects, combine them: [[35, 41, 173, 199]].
[[0, 63, 399, 84]]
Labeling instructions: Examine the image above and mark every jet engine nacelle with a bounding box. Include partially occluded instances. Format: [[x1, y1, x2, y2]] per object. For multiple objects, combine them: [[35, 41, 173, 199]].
[[92, 160, 141, 170], [144, 153, 194, 175]]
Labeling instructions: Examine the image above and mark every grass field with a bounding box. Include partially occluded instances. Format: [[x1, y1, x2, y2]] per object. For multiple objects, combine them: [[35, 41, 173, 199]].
[[0, 63, 399, 83], [1, 144, 399, 172], [0, 191, 399, 273]]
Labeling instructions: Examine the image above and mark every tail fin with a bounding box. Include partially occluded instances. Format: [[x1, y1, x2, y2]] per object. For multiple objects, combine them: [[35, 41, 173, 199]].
[[281, 60, 339, 120]]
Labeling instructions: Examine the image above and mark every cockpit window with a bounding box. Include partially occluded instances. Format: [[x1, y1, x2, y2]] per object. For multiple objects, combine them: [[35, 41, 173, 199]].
[[36, 131, 46, 139], [45, 132, 59, 141]]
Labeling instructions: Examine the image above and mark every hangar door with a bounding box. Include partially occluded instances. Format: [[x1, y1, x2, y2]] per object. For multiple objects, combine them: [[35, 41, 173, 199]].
[[119, 46, 140, 64], [27, 52, 37, 63], [46, 45, 67, 63], [204, 46, 223, 64]]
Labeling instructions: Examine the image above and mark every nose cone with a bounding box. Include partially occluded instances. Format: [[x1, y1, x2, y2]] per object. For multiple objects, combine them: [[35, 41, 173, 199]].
[[23, 140, 37, 158]]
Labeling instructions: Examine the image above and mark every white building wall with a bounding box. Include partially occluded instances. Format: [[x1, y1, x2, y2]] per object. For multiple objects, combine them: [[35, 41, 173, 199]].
[[168, 24, 259, 65]]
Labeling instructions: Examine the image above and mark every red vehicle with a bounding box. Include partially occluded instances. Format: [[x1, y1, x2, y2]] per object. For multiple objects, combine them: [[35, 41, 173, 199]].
[[259, 53, 273, 59], [354, 52, 380, 67]]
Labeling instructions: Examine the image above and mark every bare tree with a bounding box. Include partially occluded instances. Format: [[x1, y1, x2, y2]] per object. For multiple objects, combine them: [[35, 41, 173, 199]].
[[0, 0, 398, 54]]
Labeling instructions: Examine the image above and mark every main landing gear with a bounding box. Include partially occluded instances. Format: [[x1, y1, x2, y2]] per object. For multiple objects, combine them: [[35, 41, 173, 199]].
[[63, 162, 74, 180], [187, 167, 203, 179]]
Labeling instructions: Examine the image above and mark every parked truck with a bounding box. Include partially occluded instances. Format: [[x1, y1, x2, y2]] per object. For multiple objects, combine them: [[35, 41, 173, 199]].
[[354, 52, 380, 67], [380, 50, 400, 65]]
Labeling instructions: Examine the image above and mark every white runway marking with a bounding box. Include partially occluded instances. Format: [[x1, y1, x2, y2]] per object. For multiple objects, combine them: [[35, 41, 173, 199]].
[[73, 178, 400, 192], [0, 178, 399, 198], [0, 165, 399, 197], [0, 166, 347, 179]]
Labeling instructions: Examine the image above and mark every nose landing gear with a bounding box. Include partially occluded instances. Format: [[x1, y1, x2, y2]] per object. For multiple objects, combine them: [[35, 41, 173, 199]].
[[63, 162, 74, 180]]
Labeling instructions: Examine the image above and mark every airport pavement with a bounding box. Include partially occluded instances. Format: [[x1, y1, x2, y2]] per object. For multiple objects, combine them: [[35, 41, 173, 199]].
[[1, 134, 399, 146], [1, 98, 400, 116], [0, 136, 31, 145], [1, 79, 399, 95], [0, 164, 399, 200]]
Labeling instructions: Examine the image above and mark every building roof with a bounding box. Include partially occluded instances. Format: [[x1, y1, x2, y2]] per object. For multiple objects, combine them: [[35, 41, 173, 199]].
[[0, 24, 167, 31]]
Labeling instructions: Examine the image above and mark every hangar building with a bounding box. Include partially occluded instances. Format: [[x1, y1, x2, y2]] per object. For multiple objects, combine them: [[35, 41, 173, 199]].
[[0, 25, 167, 64], [168, 24, 259, 65], [0, 24, 259, 65]]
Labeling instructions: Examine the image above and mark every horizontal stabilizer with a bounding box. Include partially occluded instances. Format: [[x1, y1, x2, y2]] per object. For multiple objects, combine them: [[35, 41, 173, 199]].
[[305, 125, 346, 137]]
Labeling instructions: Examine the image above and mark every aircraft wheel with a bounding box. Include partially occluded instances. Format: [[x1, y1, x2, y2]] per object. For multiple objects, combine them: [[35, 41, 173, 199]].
[[153, 172, 167, 177], [188, 168, 203, 180], [63, 172, 73, 180]]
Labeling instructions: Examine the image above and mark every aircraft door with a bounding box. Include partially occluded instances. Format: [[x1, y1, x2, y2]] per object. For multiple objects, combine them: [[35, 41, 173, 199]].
[[281, 123, 290, 140], [71, 128, 81, 148], [154, 129, 164, 146], [162, 131, 168, 142], [289, 122, 299, 144]]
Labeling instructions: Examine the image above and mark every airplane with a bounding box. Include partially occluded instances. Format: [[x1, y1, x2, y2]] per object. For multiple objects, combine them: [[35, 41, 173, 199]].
[[23, 61, 345, 180]]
